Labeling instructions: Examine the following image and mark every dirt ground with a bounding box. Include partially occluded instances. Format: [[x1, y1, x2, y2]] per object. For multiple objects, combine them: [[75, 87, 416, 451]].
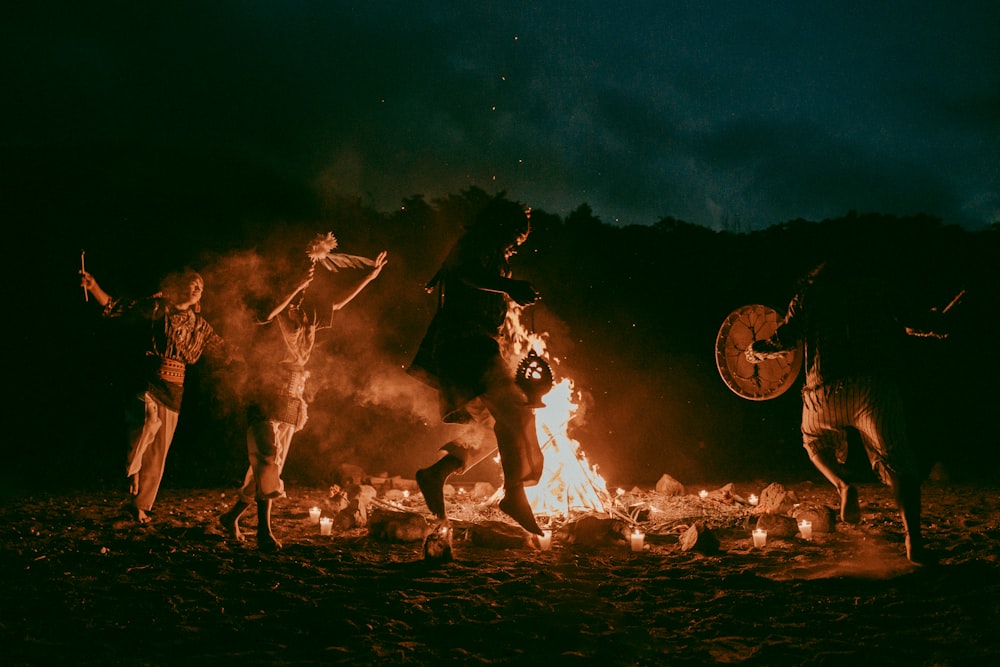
[[2, 479, 998, 666]]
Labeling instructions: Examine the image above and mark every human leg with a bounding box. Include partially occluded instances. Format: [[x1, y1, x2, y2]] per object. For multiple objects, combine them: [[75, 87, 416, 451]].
[[892, 474, 925, 563], [256, 498, 282, 551], [124, 393, 159, 521], [133, 401, 179, 517], [482, 368, 544, 535], [856, 377, 924, 562], [801, 385, 858, 523], [220, 498, 251, 541], [808, 448, 860, 523], [248, 420, 293, 500], [416, 445, 466, 519]]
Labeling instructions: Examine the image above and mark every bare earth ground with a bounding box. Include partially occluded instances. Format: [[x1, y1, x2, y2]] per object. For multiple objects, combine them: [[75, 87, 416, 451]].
[[2, 480, 998, 666]]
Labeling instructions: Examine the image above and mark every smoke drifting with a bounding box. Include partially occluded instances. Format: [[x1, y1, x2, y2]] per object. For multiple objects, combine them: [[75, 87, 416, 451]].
[[188, 226, 459, 485]]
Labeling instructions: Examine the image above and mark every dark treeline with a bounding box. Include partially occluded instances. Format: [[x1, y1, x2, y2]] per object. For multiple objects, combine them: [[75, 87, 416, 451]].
[[25, 187, 1000, 496]]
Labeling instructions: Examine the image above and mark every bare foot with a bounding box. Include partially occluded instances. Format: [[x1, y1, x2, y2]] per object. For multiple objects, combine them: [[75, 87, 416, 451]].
[[840, 485, 860, 523], [905, 534, 932, 565], [219, 508, 246, 542], [258, 533, 282, 552], [499, 487, 543, 535]]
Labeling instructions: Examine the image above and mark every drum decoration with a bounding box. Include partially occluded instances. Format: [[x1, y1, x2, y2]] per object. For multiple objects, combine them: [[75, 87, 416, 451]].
[[516, 349, 555, 408], [715, 304, 802, 401]]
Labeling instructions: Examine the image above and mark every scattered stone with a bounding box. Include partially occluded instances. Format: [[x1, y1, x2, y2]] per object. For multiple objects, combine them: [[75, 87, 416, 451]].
[[369, 509, 431, 542], [333, 484, 378, 530], [562, 515, 628, 547], [679, 521, 720, 553], [422, 522, 454, 562], [333, 463, 367, 487], [655, 474, 685, 496], [791, 503, 836, 533], [756, 513, 798, 538], [469, 521, 532, 549], [758, 482, 799, 515]]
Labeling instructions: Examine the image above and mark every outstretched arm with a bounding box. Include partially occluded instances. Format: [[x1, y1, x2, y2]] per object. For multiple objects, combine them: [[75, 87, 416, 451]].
[[458, 272, 540, 306], [329, 250, 389, 312], [80, 270, 112, 307], [263, 269, 315, 322]]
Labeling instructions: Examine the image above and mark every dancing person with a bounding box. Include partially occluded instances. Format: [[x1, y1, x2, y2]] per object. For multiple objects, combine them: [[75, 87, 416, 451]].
[[747, 258, 946, 564], [219, 235, 387, 550], [81, 266, 234, 524], [408, 198, 545, 535]]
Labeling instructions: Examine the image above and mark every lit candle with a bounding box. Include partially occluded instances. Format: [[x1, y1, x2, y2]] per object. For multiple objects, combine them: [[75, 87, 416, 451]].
[[748, 494, 759, 506], [538, 530, 552, 551], [752, 528, 767, 548], [319, 517, 332, 535], [798, 520, 813, 540], [630, 529, 645, 552], [402, 490, 410, 499], [699, 489, 708, 499], [308, 506, 321, 524]]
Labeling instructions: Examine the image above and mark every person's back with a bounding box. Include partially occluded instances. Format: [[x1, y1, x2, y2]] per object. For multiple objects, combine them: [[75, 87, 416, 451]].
[[796, 262, 906, 386]]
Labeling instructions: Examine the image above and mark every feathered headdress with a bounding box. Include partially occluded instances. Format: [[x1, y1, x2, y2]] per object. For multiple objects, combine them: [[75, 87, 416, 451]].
[[306, 232, 376, 272]]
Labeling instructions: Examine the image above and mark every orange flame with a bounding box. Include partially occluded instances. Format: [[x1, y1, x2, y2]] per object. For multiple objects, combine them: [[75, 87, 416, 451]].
[[503, 307, 613, 516]]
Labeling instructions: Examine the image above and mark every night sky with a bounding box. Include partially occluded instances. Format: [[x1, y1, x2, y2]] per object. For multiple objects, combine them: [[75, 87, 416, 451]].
[[6, 3, 999, 493], [5, 1, 998, 232]]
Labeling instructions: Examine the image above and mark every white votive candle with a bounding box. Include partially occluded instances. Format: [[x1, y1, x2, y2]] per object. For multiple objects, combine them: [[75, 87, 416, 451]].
[[798, 520, 813, 540], [748, 494, 759, 506], [309, 506, 321, 524], [538, 530, 552, 551], [319, 517, 333, 535], [699, 489, 709, 499], [752, 528, 767, 548], [630, 529, 645, 552]]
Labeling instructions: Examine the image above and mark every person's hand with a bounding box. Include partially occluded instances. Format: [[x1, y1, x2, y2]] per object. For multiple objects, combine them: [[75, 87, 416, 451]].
[[508, 280, 540, 306], [371, 250, 388, 276], [79, 270, 96, 292]]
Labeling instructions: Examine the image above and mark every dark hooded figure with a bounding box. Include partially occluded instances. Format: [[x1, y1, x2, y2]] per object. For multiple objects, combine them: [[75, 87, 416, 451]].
[[408, 198, 545, 535], [748, 258, 945, 564]]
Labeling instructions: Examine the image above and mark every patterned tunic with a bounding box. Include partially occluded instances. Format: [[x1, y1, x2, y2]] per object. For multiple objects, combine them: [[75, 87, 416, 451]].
[[103, 296, 225, 410]]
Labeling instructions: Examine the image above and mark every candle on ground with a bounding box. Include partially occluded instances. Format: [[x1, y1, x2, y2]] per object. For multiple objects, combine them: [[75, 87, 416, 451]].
[[752, 528, 767, 548], [320, 517, 333, 535], [538, 530, 552, 551], [630, 529, 645, 552], [798, 520, 813, 540], [309, 507, 321, 524]]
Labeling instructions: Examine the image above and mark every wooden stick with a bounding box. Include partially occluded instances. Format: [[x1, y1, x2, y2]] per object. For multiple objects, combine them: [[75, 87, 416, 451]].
[[941, 289, 965, 314], [81, 250, 88, 302]]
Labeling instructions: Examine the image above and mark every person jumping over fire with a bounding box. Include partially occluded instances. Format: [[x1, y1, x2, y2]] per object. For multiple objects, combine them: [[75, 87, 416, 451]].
[[219, 234, 387, 551], [81, 266, 236, 524], [408, 197, 545, 535], [746, 256, 952, 565]]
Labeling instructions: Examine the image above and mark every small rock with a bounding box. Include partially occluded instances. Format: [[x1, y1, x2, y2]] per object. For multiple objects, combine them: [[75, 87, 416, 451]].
[[655, 474, 685, 496], [679, 521, 720, 553]]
